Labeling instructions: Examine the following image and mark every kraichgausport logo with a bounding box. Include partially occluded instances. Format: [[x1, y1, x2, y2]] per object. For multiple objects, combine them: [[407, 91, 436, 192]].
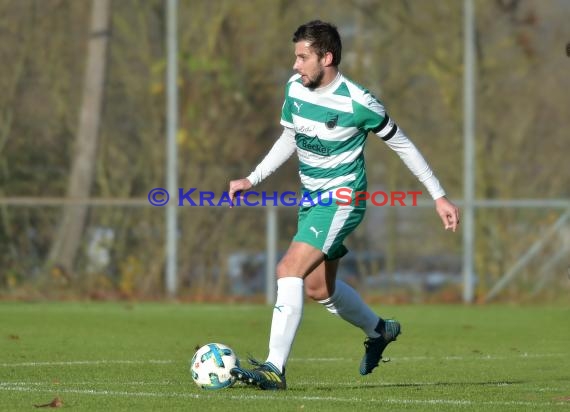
[[147, 188, 422, 208]]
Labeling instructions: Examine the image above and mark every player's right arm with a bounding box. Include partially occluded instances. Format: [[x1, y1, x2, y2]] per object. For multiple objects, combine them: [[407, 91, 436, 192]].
[[228, 127, 296, 207]]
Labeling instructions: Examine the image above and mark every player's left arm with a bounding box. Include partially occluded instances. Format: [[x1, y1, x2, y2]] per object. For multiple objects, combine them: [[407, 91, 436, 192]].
[[377, 122, 460, 232], [355, 91, 459, 231]]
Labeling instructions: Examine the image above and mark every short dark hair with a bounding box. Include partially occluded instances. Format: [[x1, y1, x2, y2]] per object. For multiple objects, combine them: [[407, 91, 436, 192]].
[[292, 20, 342, 66]]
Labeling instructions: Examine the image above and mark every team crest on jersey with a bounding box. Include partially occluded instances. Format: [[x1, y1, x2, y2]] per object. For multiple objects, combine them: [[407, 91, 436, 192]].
[[325, 112, 338, 130]]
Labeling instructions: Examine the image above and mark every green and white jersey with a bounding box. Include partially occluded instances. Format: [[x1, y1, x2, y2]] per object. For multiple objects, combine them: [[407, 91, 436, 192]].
[[280, 73, 396, 197], [246, 72, 445, 201]]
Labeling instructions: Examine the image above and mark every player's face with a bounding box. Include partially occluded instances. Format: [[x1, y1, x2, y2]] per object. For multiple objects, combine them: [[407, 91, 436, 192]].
[[293, 41, 325, 89]]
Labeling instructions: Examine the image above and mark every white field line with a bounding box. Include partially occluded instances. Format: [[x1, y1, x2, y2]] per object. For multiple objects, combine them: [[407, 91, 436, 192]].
[[0, 359, 174, 367], [0, 353, 565, 368], [0, 383, 567, 407], [3, 380, 568, 391]]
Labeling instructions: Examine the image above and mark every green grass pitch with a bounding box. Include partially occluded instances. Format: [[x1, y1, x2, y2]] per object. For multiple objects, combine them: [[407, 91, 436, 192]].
[[1, 302, 568, 411]]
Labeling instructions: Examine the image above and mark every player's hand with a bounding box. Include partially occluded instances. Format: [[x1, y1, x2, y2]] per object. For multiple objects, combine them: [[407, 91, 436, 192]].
[[228, 178, 253, 208], [435, 197, 460, 232]]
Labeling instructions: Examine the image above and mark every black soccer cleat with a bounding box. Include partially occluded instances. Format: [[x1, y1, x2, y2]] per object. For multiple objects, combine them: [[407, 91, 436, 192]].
[[359, 318, 401, 375], [230, 357, 286, 390]]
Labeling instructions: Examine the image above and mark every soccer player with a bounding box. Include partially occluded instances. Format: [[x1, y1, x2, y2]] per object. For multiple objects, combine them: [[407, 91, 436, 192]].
[[228, 20, 459, 390]]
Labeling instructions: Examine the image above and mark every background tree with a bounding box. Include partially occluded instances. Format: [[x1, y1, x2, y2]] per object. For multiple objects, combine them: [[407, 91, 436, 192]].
[[0, 0, 567, 300], [48, 0, 112, 276]]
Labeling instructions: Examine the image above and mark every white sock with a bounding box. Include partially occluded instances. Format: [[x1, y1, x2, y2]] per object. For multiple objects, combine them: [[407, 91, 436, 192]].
[[265, 277, 304, 373], [318, 280, 381, 338]]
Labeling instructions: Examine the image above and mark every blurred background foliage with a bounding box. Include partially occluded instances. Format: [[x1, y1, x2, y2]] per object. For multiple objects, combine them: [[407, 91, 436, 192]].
[[0, 0, 568, 302]]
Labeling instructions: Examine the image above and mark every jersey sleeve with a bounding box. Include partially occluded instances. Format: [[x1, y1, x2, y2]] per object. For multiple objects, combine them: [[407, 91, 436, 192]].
[[354, 87, 445, 199], [353, 92, 398, 140], [246, 127, 296, 186], [280, 80, 294, 129], [383, 128, 446, 199]]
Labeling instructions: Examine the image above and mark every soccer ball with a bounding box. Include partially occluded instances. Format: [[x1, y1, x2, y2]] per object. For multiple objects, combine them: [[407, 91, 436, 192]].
[[190, 343, 240, 389]]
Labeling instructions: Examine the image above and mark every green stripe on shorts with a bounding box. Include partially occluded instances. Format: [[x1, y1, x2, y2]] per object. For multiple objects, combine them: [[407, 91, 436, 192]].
[[293, 202, 365, 261]]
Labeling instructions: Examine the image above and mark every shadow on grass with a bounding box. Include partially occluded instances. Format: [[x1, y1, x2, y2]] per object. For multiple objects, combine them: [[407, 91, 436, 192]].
[[296, 380, 526, 392]]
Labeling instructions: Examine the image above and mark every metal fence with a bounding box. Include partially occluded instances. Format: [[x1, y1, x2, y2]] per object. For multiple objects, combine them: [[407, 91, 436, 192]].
[[1, 197, 568, 303], [1, 0, 569, 303]]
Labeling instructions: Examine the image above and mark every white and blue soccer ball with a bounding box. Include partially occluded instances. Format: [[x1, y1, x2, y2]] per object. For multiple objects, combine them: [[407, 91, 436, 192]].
[[190, 343, 240, 389]]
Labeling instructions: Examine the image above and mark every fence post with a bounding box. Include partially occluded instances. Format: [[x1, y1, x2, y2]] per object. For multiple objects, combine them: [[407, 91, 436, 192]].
[[266, 206, 278, 304]]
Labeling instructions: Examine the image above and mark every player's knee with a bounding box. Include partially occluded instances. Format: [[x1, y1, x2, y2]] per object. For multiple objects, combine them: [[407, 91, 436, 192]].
[[276, 259, 291, 278], [276, 253, 303, 278], [305, 283, 328, 301]]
